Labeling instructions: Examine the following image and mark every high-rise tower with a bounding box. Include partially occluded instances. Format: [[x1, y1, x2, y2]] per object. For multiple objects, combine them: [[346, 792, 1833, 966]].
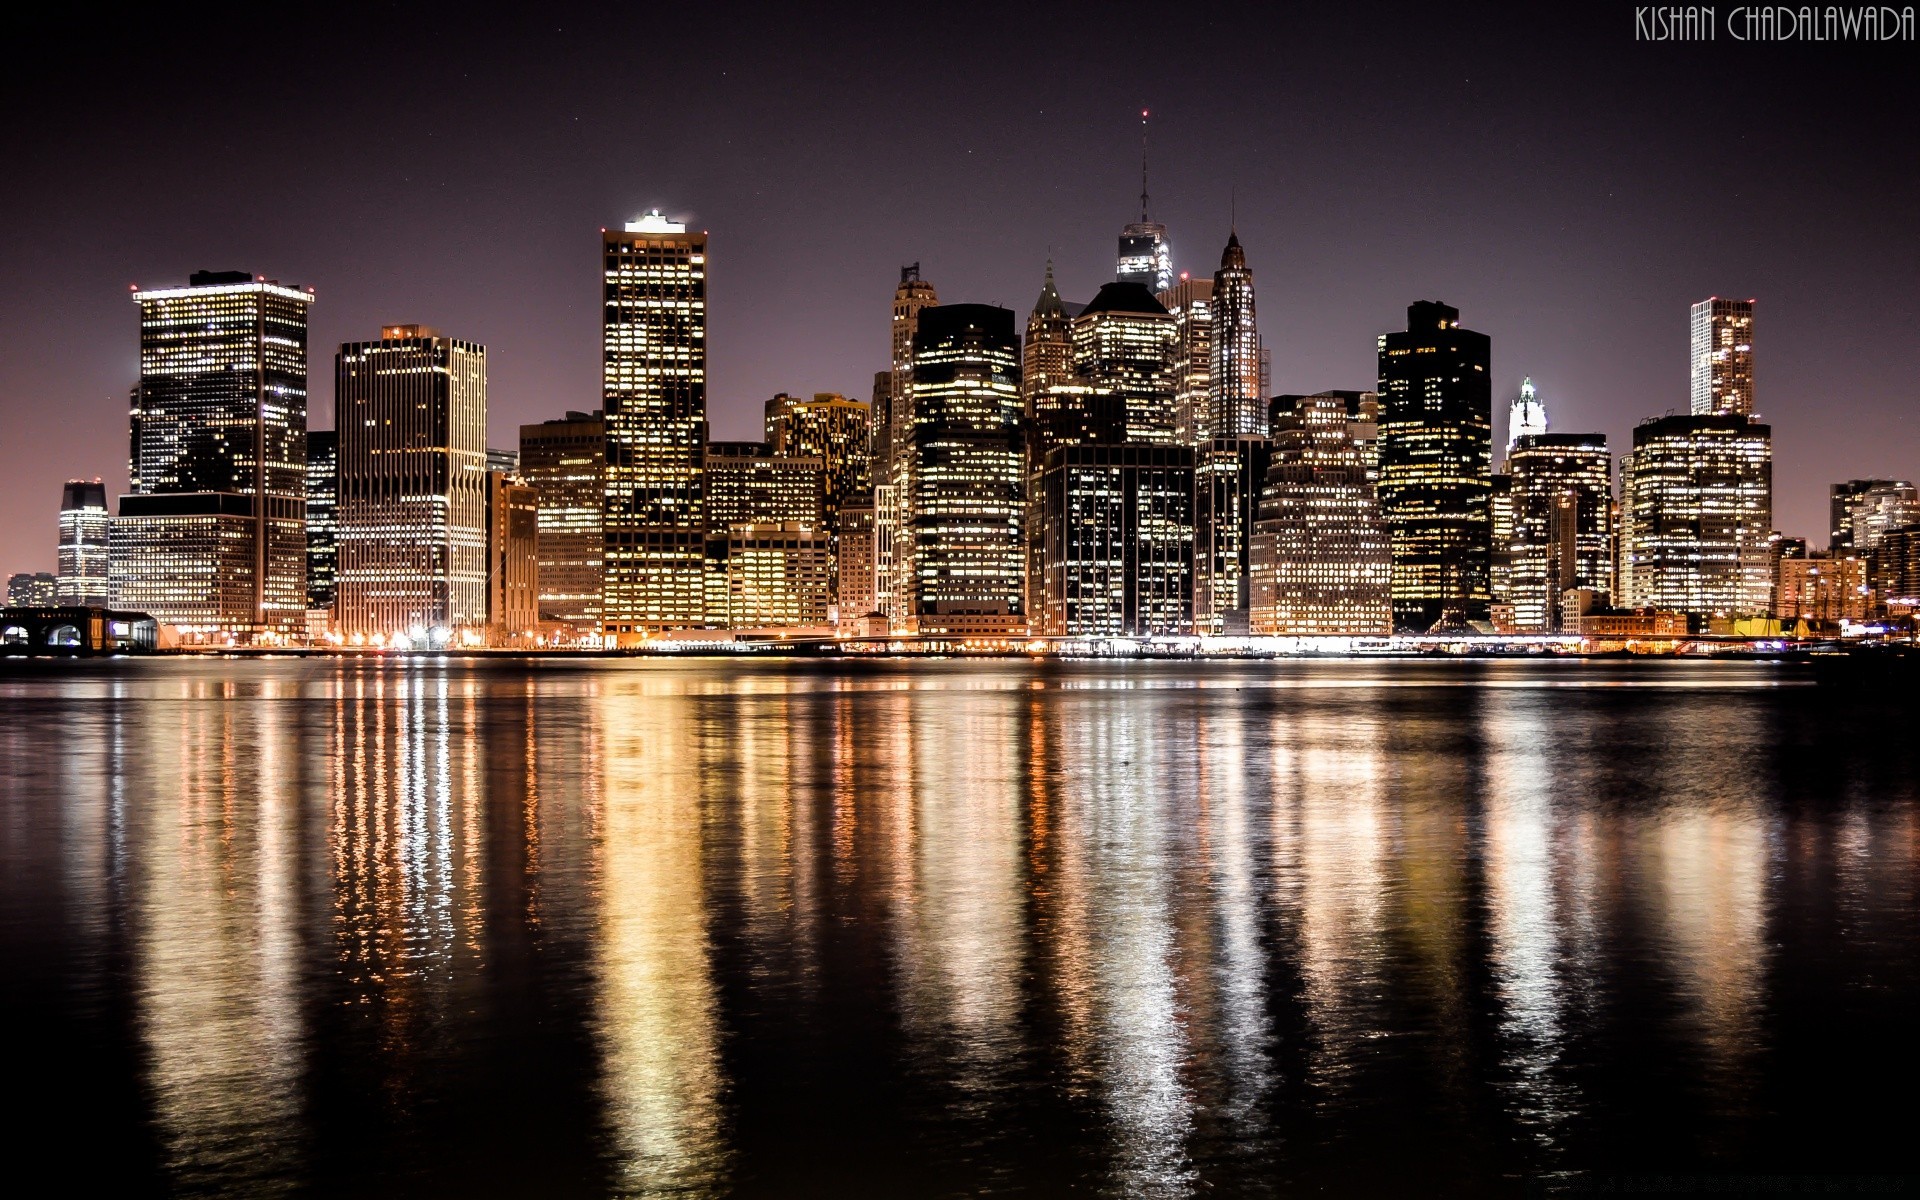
[[518, 411, 606, 633], [602, 213, 708, 637], [1022, 262, 1075, 414], [1505, 377, 1549, 460], [1116, 111, 1172, 293], [304, 430, 337, 614], [112, 270, 313, 634], [1072, 283, 1178, 444], [1207, 232, 1261, 440], [1158, 274, 1213, 445], [56, 480, 109, 607], [1690, 297, 1755, 416], [878, 264, 939, 623], [1376, 300, 1494, 630]]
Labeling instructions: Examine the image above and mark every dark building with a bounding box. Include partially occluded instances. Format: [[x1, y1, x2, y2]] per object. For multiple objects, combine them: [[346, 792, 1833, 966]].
[[1376, 301, 1493, 630], [1194, 436, 1270, 635], [1072, 282, 1178, 444], [304, 430, 337, 612], [518, 411, 606, 632], [1506, 433, 1613, 632], [1831, 479, 1898, 553], [905, 304, 1027, 635], [1033, 444, 1194, 637]]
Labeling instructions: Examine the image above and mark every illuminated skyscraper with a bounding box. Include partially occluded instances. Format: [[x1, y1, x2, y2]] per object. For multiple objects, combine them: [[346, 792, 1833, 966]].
[[721, 523, 832, 628], [1621, 413, 1773, 619], [1505, 377, 1548, 460], [1072, 282, 1178, 444], [1506, 433, 1613, 632], [1034, 444, 1194, 636], [765, 391, 869, 607], [878, 265, 939, 622], [602, 213, 708, 637], [1193, 437, 1269, 635], [1023, 262, 1075, 413], [1831, 478, 1903, 553], [56, 480, 109, 607], [1376, 301, 1493, 630], [1207, 232, 1261, 440], [835, 500, 877, 620], [1250, 393, 1391, 635], [487, 470, 539, 640], [304, 431, 337, 612], [704, 442, 824, 534], [334, 325, 489, 640], [111, 270, 313, 634], [1116, 112, 1172, 293], [1158, 274, 1213, 445], [518, 411, 605, 632], [1849, 481, 1920, 553], [1690, 297, 1755, 416], [1489, 474, 1515, 606], [905, 304, 1026, 635]]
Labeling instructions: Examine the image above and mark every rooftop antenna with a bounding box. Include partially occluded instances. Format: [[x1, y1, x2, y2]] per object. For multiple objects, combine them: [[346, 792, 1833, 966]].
[[1230, 183, 1237, 235], [1139, 109, 1151, 222]]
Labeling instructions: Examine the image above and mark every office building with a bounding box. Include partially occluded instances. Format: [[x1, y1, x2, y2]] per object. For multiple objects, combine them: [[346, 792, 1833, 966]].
[[1376, 301, 1493, 630], [704, 441, 824, 533], [304, 431, 337, 613], [1270, 391, 1379, 478], [1831, 479, 1903, 553], [56, 480, 110, 607], [487, 471, 539, 639], [602, 213, 708, 637], [1489, 474, 1515, 606], [1250, 392, 1391, 635], [879, 265, 940, 622], [720, 522, 832, 628], [518, 410, 606, 632], [1868, 527, 1920, 609], [1022, 263, 1076, 413], [904, 304, 1026, 635], [1776, 553, 1868, 623], [1690, 297, 1755, 416], [1158, 274, 1213, 445], [1505, 377, 1549, 460], [1193, 437, 1269, 635], [1072, 282, 1177, 444], [1033, 444, 1194, 637], [1849, 481, 1920, 553], [1506, 433, 1614, 632], [765, 392, 870, 522], [7, 572, 58, 607], [112, 270, 313, 634], [1621, 413, 1773, 619], [334, 325, 489, 640], [1208, 232, 1262, 440], [835, 500, 877, 620]]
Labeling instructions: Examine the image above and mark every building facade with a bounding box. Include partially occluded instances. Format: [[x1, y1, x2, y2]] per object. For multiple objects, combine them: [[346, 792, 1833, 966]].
[[1158, 275, 1213, 446], [1690, 297, 1755, 416], [1776, 553, 1868, 623], [1831, 478, 1903, 553], [304, 430, 337, 614], [1505, 377, 1548, 460], [1193, 437, 1269, 635], [721, 523, 832, 628], [487, 471, 540, 639], [704, 442, 824, 533], [1033, 444, 1194, 637], [1250, 393, 1392, 635], [112, 270, 313, 634], [1072, 282, 1177, 444], [603, 214, 708, 637], [1621, 413, 1773, 619], [7, 573, 58, 607], [1022, 263, 1076, 413], [1376, 301, 1493, 630], [1207, 233, 1262, 441], [1506, 433, 1613, 632], [332, 326, 489, 639], [905, 304, 1027, 635], [56, 480, 110, 607], [518, 410, 606, 632], [879, 265, 940, 622], [1849, 481, 1920, 553], [835, 500, 877, 620]]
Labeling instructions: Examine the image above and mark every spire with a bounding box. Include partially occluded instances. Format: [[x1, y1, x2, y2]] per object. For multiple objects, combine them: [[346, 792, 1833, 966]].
[[1032, 259, 1067, 318], [1219, 229, 1246, 271], [1506, 377, 1550, 455], [1139, 109, 1150, 222]]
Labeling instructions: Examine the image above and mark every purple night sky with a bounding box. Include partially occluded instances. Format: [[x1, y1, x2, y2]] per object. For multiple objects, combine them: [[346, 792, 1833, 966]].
[[1, 5, 1913, 574]]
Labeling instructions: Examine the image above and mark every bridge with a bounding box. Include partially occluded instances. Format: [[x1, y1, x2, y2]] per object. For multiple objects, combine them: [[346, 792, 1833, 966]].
[[0, 606, 159, 656]]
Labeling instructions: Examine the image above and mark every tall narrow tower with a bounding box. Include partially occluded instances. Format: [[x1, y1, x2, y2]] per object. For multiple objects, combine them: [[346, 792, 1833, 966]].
[[1022, 261, 1074, 414], [879, 264, 939, 622], [601, 212, 708, 638], [1208, 231, 1261, 439], [1689, 298, 1755, 416], [1116, 110, 1172, 293], [1505, 377, 1549, 461]]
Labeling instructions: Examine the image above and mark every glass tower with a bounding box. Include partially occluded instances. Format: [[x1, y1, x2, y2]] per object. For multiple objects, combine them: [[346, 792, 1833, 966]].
[[56, 480, 110, 607], [113, 271, 313, 634], [1207, 233, 1262, 440], [1158, 275, 1214, 446], [1072, 283, 1178, 444], [1622, 413, 1773, 619], [304, 430, 337, 612], [602, 213, 708, 637], [1690, 298, 1755, 416]]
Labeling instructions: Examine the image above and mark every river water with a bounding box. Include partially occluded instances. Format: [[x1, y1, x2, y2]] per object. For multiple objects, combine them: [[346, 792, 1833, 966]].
[[1, 657, 1912, 1196]]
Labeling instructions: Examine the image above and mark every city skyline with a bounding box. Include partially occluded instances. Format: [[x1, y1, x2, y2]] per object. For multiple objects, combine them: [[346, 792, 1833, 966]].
[[1, 7, 1914, 578]]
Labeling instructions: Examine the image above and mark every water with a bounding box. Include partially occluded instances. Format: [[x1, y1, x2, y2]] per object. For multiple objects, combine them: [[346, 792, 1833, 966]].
[[1, 657, 1913, 1197]]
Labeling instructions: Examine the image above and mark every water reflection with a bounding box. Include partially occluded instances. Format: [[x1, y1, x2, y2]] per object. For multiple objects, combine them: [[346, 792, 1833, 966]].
[[1, 659, 1915, 1196]]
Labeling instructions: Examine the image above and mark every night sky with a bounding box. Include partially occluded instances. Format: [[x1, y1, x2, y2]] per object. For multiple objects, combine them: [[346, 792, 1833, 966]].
[[1, 4, 1913, 575]]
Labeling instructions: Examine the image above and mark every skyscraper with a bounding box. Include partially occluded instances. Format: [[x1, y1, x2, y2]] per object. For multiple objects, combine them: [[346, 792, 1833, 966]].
[[334, 325, 489, 640], [518, 411, 606, 633], [1034, 444, 1194, 637], [1506, 433, 1613, 632], [304, 431, 337, 614], [7, 573, 58, 607], [1621, 413, 1773, 620], [1376, 301, 1494, 630], [1831, 478, 1903, 553], [905, 304, 1026, 635], [765, 391, 870, 609], [1072, 282, 1178, 444], [1850, 481, 1920, 552], [56, 480, 109, 607], [1193, 437, 1269, 635], [1023, 263, 1076, 414], [879, 265, 939, 623], [1158, 274, 1213, 446], [1116, 112, 1172, 293], [1207, 232, 1261, 440], [111, 270, 313, 635], [1690, 298, 1755, 416], [603, 213, 707, 638], [1250, 393, 1392, 635], [487, 470, 539, 640], [1505, 377, 1549, 460]]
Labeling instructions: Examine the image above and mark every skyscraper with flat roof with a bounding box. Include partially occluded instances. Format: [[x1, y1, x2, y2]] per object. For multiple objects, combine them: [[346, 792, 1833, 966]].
[[1621, 413, 1773, 619], [56, 480, 109, 607], [1690, 297, 1755, 416], [1158, 274, 1213, 446], [519, 411, 606, 632], [334, 325, 489, 640], [1507, 433, 1613, 632], [602, 213, 708, 637], [879, 265, 940, 624], [1376, 301, 1494, 630], [111, 270, 313, 634], [304, 431, 337, 614]]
